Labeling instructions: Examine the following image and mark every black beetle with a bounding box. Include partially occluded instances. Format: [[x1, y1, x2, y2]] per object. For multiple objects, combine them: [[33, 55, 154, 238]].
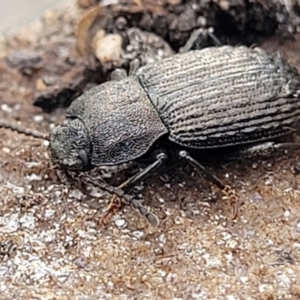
[[49, 46, 300, 170], [2, 45, 300, 225]]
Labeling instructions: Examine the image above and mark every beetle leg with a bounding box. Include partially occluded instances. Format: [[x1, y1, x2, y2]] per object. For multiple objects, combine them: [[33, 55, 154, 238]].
[[80, 174, 160, 226], [118, 152, 168, 189], [179, 150, 239, 219], [232, 142, 300, 159], [96, 152, 167, 225], [130, 198, 160, 227], [179, 27, 222, 53]]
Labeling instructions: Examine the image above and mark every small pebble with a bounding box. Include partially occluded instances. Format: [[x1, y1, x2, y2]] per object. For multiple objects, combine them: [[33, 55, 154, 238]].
[[1, 104, 13, 113], [114, 218, 127, 228], [131, 230, 144, 239], [2, 147, 10, 153], [33, 115, 44, 122]]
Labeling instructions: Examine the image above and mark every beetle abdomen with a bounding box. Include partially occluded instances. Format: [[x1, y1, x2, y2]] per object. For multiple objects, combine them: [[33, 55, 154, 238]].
[[137, 46, 300, 148]]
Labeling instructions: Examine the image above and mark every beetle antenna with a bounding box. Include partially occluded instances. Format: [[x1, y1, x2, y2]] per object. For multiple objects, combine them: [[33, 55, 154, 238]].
[[0, 120, 49, 140]]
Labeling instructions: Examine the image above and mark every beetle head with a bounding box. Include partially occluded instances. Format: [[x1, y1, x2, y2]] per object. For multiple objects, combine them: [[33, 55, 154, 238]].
[[49, 118, 93, 171]]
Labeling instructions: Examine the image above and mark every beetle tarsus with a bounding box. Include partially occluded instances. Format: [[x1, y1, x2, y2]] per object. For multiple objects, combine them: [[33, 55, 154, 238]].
[[97, 151, 166, 224], [80, 174, 160, 226], [131, 199, 160, 227], [100, 191, 159, 227]]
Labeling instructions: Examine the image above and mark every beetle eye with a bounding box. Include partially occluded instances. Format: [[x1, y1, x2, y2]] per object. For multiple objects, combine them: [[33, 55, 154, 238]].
[[78, 149, 89, 168]]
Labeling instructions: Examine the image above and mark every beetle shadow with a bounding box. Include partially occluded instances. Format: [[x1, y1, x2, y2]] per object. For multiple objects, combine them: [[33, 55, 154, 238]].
[[76, 134, 300, 225]]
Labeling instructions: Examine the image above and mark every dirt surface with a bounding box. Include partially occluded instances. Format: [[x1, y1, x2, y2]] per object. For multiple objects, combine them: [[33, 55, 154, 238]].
[[1, 1, 300, 299]]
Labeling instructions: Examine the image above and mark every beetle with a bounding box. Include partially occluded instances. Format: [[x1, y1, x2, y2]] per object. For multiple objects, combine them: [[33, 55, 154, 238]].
[[2, 45, 300, 225]]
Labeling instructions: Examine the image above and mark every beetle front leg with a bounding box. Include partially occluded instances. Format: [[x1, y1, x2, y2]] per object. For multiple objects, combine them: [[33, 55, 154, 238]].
[[100, 152, 167, 225], [179, 150, 239, 219], [80, 174, 160, 227], [119, 152, 168, 189]]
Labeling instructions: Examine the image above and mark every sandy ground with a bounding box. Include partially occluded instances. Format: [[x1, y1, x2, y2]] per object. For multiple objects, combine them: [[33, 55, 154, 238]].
[[1, 3, 300, 300]]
